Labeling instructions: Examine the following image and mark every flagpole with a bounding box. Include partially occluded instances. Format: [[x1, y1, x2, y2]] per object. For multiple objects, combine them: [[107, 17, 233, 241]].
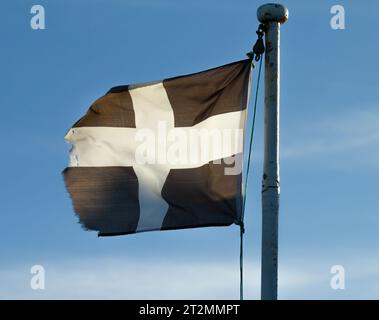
[[257, 3, 288, 300]]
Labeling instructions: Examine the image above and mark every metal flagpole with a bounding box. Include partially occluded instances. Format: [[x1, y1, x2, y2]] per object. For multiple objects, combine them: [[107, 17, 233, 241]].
[[257, 3, 288, 300]]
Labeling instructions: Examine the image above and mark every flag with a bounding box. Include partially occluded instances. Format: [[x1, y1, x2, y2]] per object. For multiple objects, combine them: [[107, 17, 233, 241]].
[[63, 59, 252, 236]]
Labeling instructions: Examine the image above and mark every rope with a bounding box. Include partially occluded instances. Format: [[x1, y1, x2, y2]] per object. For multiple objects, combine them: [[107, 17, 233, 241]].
[[240, 56, 263, 301]]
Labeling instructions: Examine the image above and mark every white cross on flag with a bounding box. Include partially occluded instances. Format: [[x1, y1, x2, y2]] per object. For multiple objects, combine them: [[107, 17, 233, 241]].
[[63, 59, 252, 236]]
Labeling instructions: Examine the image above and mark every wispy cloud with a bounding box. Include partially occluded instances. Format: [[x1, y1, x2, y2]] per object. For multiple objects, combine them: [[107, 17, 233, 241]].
[[1, 253, 378, 299], [281, 108, 379, 166]]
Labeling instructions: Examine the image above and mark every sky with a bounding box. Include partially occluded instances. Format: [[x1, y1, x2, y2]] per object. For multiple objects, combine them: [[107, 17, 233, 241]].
[[0, 0, 378, 299]]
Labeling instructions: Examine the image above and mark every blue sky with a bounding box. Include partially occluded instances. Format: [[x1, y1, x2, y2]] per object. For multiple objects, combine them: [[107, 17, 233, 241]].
[[0, 0, 378, 299]]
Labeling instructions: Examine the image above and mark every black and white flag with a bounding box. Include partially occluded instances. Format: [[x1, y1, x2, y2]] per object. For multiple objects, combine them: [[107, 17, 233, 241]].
[[63, 59, 252, 236]]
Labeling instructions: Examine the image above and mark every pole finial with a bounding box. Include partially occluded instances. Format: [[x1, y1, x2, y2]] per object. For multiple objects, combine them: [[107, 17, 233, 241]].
[[257, 3, 289, 24]]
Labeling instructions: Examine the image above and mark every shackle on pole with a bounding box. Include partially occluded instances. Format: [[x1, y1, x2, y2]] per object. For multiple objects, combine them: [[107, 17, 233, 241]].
[[247, 23, 266, 62]]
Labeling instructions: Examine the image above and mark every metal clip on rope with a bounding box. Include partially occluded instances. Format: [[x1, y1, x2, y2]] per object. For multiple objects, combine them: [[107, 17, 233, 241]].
[[247, 23, 266, 61]]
